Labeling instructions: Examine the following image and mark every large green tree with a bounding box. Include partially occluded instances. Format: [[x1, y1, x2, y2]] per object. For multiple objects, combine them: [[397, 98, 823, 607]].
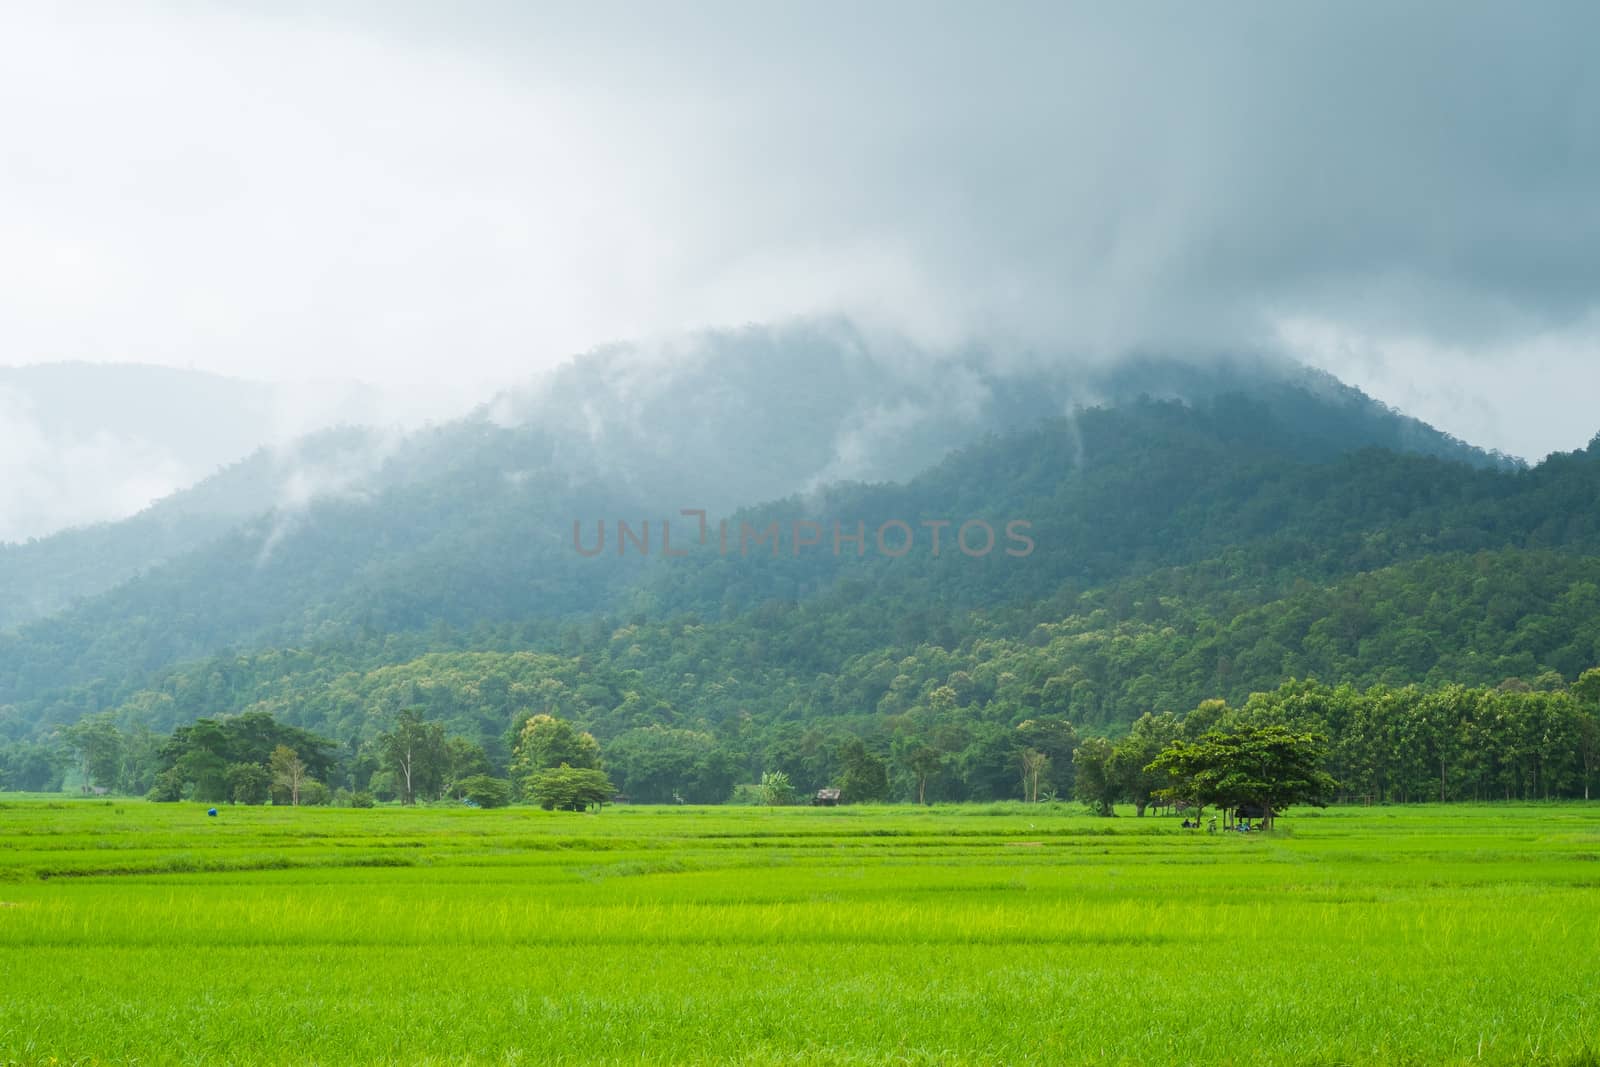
[[378, 708, 448, 805], [1108, 712, 1180, 816], [1148, 724, 1337, 829], [1073, 737, 1119, 816], [528, 765, 614, 811], [510, 714, 600, 798], [62, 713, 123, 793], [836, 739, 889, 803]]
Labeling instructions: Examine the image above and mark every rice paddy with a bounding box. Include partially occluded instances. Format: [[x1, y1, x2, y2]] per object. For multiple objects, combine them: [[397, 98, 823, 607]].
[[1, 800, 1598, 1065]]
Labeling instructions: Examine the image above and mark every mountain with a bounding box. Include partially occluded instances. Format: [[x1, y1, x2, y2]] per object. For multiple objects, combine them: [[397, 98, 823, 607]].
[[0, 362, 491, 628], [0, 426, 396, 631], [5, 322, 1496, 636], [490, 321, 1516, 515], [0, 321, 1584, 786]]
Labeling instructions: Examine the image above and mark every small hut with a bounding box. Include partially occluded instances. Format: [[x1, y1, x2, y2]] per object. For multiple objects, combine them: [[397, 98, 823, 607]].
[[813, 787, 841, 807]]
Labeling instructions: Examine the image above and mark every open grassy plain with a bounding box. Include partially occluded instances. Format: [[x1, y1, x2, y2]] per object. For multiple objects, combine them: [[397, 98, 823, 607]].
[[1, 800, 1598, 1066]]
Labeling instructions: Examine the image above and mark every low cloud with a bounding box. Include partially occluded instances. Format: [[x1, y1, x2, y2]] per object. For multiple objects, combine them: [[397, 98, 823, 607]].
[[0, 385, 192, 542], [0, 367, 479, 543]]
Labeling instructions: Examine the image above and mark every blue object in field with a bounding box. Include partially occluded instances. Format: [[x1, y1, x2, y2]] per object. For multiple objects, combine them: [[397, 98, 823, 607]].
[[207, 807, 218, 817]]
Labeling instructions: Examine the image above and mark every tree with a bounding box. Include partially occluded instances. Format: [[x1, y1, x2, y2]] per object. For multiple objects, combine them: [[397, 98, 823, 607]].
[[120, 724, 164, 796], [1109, 712, 1180, 815], [457, 774, 512, 808], [63, 713, 123, 794], [443, 737, 493, 799], [1147, 724, 1337, 829], [1575, 670, 1600, 802], [513, 714, 601, 770], [1073, 737, 1118, 816], [228, 762, 271, 805], [1406, 687, 1472, 803], [528, 765, 614, 811], [269, 745, 308, 806], [1016, 718, 1079, 798], [511, 714, 601, 797], [0, 740, 66, 792], [147, 766, 185, 803], [1579, 712, 1600, 802], [1019, 748, 1050, 803], [170, 720, 231, 803], [836, 739, 889, 803], [604, 725, 735, 804], [378, 709, 447, 805], [899, 743, 945, 805], [954, 723, 1024, 801], [150, 714, 338, 803], [758, 770, 796, 806]]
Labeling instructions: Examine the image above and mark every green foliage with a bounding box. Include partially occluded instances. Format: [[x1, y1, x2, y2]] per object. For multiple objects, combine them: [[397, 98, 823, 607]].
[[1073, 737, 1119, 816], [836, 739, 889, 803], [457, 774, 512, 808], [62, 713, 124, 793], [527, 765, 614, 811], [1149, 723, 1337, 827], [146, 767, 185, 802], [227, 762, 271, 805], [1108, 713, 1181, 815], [757, 770, 796, 807], [268, 745, 308, 806], [378, 709, 447, 805], [147, 713, 338, 804], [442, 737, 493, 799], [604, 726, 735, 804], [510, 714, 600, 799], [334, 788, 376, 809]]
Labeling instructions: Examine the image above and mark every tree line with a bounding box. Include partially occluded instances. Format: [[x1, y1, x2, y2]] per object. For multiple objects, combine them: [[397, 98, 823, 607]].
[[9, 671, 1596, 810]]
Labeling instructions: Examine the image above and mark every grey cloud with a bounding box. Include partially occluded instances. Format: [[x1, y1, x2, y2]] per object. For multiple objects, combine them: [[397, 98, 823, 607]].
[[2, 1, 1597, 458]]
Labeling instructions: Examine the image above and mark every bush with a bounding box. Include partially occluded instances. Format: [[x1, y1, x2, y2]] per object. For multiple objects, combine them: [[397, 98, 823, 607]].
[[334, 789, 377, 808], [457, 775, 512, 809], [300, 780, 331, 806], [759, 770, 796, 806], [729, 783, 763, 805]]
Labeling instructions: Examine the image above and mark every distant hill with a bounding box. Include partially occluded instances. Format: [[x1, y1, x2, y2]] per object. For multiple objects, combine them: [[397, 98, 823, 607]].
[[0, 427, 391, 630], [0, 363, 480, 627]]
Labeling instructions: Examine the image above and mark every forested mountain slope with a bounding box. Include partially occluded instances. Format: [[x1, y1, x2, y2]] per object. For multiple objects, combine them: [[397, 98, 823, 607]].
[[1, 389, 1593, 757]]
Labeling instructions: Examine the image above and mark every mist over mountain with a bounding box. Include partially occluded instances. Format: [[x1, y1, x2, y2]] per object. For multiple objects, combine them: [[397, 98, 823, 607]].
[[0, 322, 1583, 760], [0, 362, 484, 545], [488, 321, 1517, 516], [0, 426, 402, 630], [0, 323, 1512, 633]]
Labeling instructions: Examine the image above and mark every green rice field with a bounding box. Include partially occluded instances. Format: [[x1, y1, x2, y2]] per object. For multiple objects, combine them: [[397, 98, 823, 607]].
[[2, 800, 1598, 1066]]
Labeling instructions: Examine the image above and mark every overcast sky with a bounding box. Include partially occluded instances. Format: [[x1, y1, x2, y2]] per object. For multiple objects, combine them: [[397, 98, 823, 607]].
[[2, 1, 1597, 460]]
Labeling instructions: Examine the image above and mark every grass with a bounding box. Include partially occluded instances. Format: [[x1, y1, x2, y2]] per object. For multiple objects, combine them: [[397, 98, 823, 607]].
[[1, 800, 1599, 1065]]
